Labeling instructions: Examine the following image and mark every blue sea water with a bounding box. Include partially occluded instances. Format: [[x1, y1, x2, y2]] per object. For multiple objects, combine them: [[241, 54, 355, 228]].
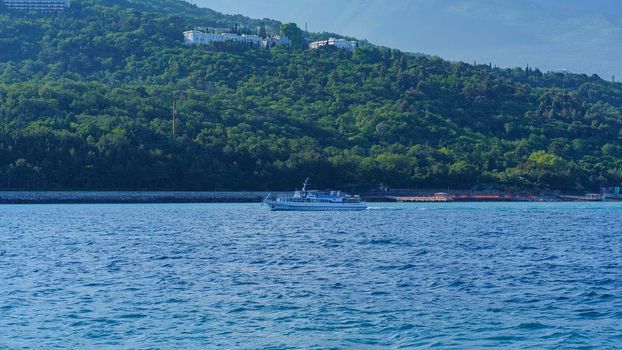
[[0, 202, 620, 349]]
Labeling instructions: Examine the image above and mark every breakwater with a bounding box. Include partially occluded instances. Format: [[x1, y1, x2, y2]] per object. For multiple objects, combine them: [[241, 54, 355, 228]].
[[0, 190, 616, 204], [0, 191, 289, 204]]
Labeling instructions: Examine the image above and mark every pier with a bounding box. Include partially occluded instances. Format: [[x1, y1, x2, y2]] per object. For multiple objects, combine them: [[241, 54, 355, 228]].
[[392, 193, 453, 202], [367, 189, 538, 202]]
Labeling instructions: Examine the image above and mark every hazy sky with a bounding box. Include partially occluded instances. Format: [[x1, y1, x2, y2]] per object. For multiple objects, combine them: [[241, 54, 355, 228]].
[[191, 0, 622, 79]]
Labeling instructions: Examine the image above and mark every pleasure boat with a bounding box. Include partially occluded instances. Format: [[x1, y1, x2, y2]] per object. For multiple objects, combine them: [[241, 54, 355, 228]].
[[264, 178, 368, 211]]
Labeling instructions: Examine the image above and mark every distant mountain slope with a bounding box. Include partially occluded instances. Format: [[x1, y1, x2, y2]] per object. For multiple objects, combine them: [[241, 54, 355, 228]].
[[198, 0, 622, 80], [0, 0, 621, 191]]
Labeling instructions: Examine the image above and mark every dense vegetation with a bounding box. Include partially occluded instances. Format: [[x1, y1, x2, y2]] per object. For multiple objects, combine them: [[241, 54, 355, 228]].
[[1, 0, 622, 191]]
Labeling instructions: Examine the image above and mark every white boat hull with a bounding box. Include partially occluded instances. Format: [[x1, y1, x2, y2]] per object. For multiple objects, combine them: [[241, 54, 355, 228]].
[[265, 200, 367, 211]]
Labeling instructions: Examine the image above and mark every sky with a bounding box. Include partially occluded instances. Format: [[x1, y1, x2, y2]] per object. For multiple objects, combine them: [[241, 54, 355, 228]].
[[190, 0, 622, 80]]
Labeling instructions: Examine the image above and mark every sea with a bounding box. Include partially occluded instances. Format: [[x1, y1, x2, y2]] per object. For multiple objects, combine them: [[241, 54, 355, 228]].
[[0, 202, 620, 349]]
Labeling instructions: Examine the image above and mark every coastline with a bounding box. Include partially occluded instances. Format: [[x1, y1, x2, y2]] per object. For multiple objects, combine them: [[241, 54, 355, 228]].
[[0, 191, 282, 204], [0, 190, 617, 204]]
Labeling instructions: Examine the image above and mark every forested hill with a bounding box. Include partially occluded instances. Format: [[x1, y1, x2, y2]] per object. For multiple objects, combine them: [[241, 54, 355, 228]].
[[1, 0, 622, 191]]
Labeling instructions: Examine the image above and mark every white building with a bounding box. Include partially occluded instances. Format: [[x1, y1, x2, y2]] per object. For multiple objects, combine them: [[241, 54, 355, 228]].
[[2, 0, 70, 11], [262, 35, 291, 49], [309, 38, 359, 52], [184, 30, 291, 49], [184, 30, 263, 47]]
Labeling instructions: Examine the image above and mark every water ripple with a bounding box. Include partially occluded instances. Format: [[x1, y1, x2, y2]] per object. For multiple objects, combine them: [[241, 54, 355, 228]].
[[0, 202, 620, 349]]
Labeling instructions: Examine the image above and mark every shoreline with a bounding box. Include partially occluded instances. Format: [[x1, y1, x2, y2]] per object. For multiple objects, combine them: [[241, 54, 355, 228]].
[[0, 191, 283, 204], [0, 191, 616, 204]]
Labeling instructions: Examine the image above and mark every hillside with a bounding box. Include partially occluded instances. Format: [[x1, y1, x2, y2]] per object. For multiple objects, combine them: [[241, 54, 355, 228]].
[[1, 0, 622, 191]]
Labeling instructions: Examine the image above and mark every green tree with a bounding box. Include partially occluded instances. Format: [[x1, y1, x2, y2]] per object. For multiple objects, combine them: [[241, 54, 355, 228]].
[[280, 23, 306, 49], [0, 0, 621, 192], [258, 22, 267, 39]]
